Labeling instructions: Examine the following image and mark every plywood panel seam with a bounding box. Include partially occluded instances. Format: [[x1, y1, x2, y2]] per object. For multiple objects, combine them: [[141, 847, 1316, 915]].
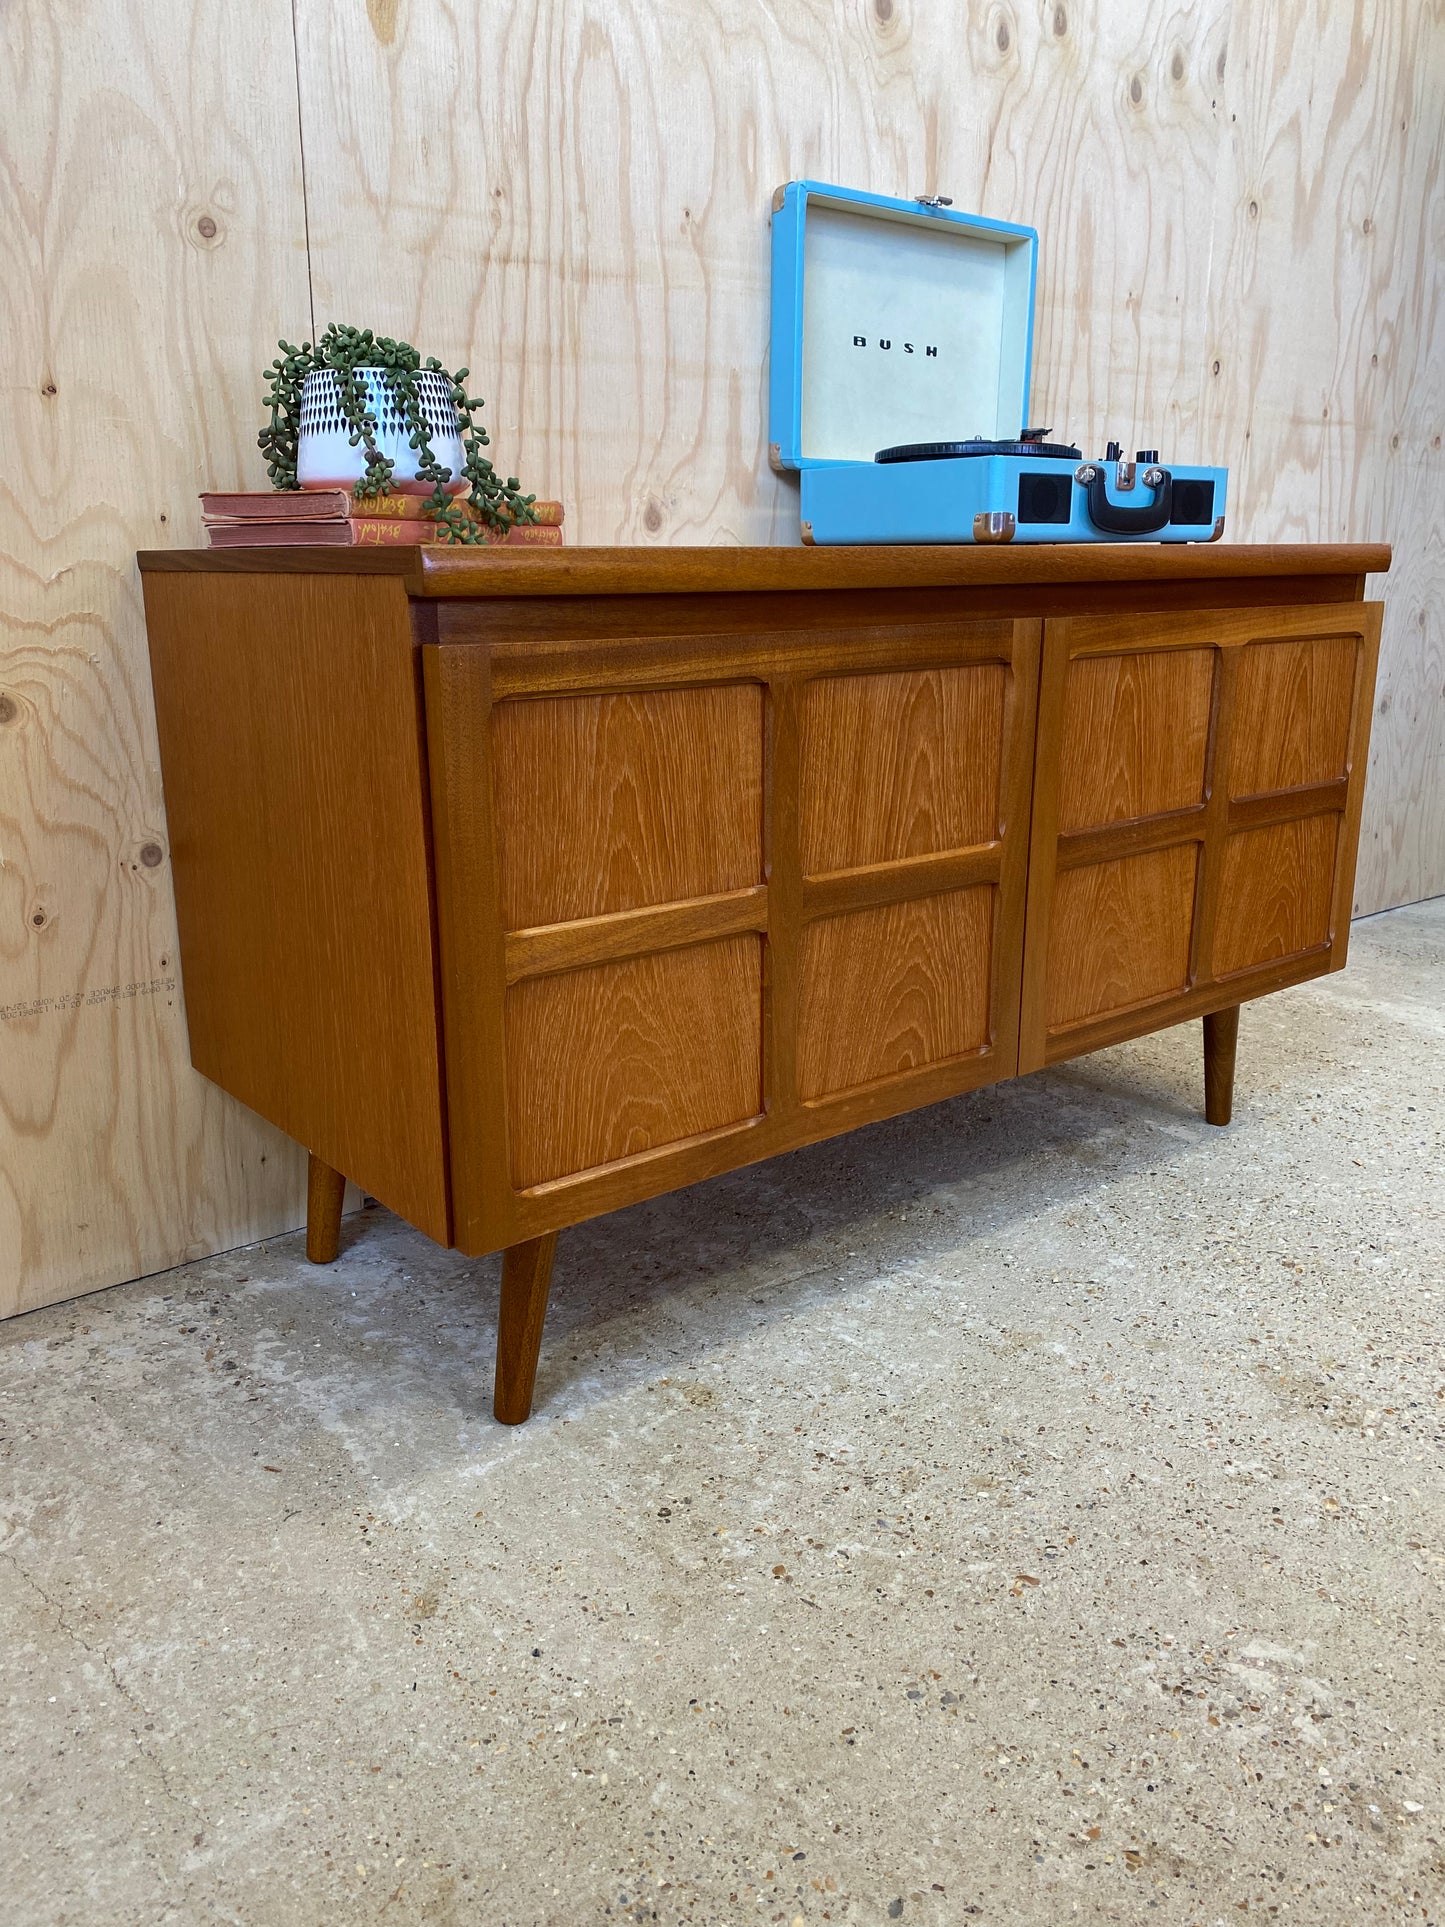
[[286, 0, 319, 343]]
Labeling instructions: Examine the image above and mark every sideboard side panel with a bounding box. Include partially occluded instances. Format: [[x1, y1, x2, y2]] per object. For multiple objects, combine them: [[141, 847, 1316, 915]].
[[421, 641, 513, 1254], [143, 572, 450, 1241], [1325, 602, 1384, 971]]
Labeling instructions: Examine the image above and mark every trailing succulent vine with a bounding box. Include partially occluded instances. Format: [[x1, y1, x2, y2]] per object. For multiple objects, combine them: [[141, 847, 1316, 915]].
[[258, 324, 535, 542]]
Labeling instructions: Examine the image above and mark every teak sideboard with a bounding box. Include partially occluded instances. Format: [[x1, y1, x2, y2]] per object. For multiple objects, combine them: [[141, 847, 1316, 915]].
[[138, 543, 1387, 1422]]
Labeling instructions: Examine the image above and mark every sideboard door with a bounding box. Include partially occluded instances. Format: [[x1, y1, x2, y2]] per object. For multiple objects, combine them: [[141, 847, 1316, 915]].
[[1018, 601, 1382, 1072], [425, 607, 1040, 1255]]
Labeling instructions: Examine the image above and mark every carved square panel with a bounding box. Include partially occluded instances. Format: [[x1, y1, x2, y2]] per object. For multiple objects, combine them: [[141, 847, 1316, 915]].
[[1213, 816, 1338, 976], [1229, 636, 1356, 797], [494, 684, 763, 928], [1057, 648, 1214, 832], [505, 937, 762, 1187], [797, 886, 994, 1101], [1046, 845, 1198, 1030], [801, 665, 1006, 875]]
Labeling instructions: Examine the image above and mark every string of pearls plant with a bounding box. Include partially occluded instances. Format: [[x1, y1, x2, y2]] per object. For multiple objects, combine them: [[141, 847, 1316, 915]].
[[257, 324, 535, 543]]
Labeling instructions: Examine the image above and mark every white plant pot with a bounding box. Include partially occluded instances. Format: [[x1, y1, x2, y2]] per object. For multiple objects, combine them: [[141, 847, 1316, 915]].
[[296, 365, 467, 494]]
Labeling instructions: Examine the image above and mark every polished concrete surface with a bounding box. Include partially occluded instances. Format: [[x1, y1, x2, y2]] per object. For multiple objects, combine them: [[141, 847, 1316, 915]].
[[3, 900, 1442, 1927]]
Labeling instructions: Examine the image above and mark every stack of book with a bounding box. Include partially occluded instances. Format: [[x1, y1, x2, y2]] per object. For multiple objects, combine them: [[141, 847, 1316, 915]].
[[199, 490, 565, 548]]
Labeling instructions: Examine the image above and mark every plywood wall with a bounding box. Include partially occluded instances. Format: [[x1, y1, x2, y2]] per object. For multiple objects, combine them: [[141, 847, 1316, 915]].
[[0, 0, 316, 1319], [2, 0, 1442, 1318]]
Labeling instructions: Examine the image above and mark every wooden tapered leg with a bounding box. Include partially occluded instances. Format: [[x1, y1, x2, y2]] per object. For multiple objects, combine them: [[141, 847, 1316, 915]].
[[305, 1152, 346, 1263], [1203, 1005, 1240, 1127], [494, 1232, 559, 1425]]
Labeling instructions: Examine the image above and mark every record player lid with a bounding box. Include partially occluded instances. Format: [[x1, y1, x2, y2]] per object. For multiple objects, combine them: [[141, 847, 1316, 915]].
[[769, 180, 1038, 472]]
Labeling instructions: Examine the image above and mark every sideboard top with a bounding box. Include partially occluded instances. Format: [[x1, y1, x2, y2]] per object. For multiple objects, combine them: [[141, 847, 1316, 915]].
[[138, 542, 1391, 599]]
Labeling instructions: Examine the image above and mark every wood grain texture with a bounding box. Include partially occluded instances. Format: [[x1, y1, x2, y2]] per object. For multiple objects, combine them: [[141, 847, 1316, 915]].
[[801, 665, 1006, 875], [425, 605, 1039, 1252], [1213, 815, 1339, 977], [493, 684, 763, 928], [451, 582, 1374, 685], [7, 0, 1438, 1317], [305, 1154, 346, 1264], [422, 642, 515, 1255], [494, 1231, 559, 1425], [1058, 805, 1207, 872], [1024, 600, 1381, 1064], [1045, 846, 1200, 1032], [1326, 603, 1385, 962], [1229, 635, 1357, 796], [800, 847, 1002, 923], [139, 542, 1392, 596], [1203, 1005, 1240, 1127], [504, 938, 763, 1188], [282, 2, 1223, 546], [1227, 778, 1348, 833], [797, 888, 994, 1102], [288, 0, 1438, 908], [0, 0, 315, 1316], [1195, 1, 1443, 914], [142, 572, 450, 1240], [1058, 649, 1215, 831], [1356, 446, 1444, 912], [504, 886, 769, 984]]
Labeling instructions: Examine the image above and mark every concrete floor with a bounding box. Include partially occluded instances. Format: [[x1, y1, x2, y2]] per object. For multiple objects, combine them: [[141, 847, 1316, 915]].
[[3, 901, 1443, 1927]]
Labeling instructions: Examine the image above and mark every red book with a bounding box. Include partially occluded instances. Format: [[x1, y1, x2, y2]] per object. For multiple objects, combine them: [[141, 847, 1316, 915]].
[[205, 519, 564, 548]]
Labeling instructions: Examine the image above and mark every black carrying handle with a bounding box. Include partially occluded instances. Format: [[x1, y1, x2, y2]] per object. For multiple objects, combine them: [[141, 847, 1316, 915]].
[[1083, 465, 1172, 535]]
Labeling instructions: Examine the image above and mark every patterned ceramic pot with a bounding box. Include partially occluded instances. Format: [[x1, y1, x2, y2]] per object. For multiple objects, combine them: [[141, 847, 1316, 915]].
[[296, 365, 467, 494]]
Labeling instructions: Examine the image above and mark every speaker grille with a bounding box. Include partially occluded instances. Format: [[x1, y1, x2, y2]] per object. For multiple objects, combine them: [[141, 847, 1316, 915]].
[[1017, 471, 1072, 525], [1169, 479, 1216, 526]]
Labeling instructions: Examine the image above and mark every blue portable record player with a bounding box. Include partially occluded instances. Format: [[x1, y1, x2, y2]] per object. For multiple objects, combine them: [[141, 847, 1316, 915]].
[[768, 180, 1228, 546]]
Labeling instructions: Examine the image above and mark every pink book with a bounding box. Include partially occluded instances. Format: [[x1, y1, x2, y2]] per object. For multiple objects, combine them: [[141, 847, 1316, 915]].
[[199, 489, 352, 521]]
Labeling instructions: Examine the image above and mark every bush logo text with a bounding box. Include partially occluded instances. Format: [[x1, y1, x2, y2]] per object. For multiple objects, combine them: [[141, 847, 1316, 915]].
[[852, 337, 938, 355]]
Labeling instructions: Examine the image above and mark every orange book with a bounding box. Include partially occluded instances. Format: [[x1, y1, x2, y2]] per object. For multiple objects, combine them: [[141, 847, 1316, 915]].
[[206, 520, 564, 548], [468, 522, 564, 547], [348, 494, 565, 526], [200, 490, 564, 527]]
